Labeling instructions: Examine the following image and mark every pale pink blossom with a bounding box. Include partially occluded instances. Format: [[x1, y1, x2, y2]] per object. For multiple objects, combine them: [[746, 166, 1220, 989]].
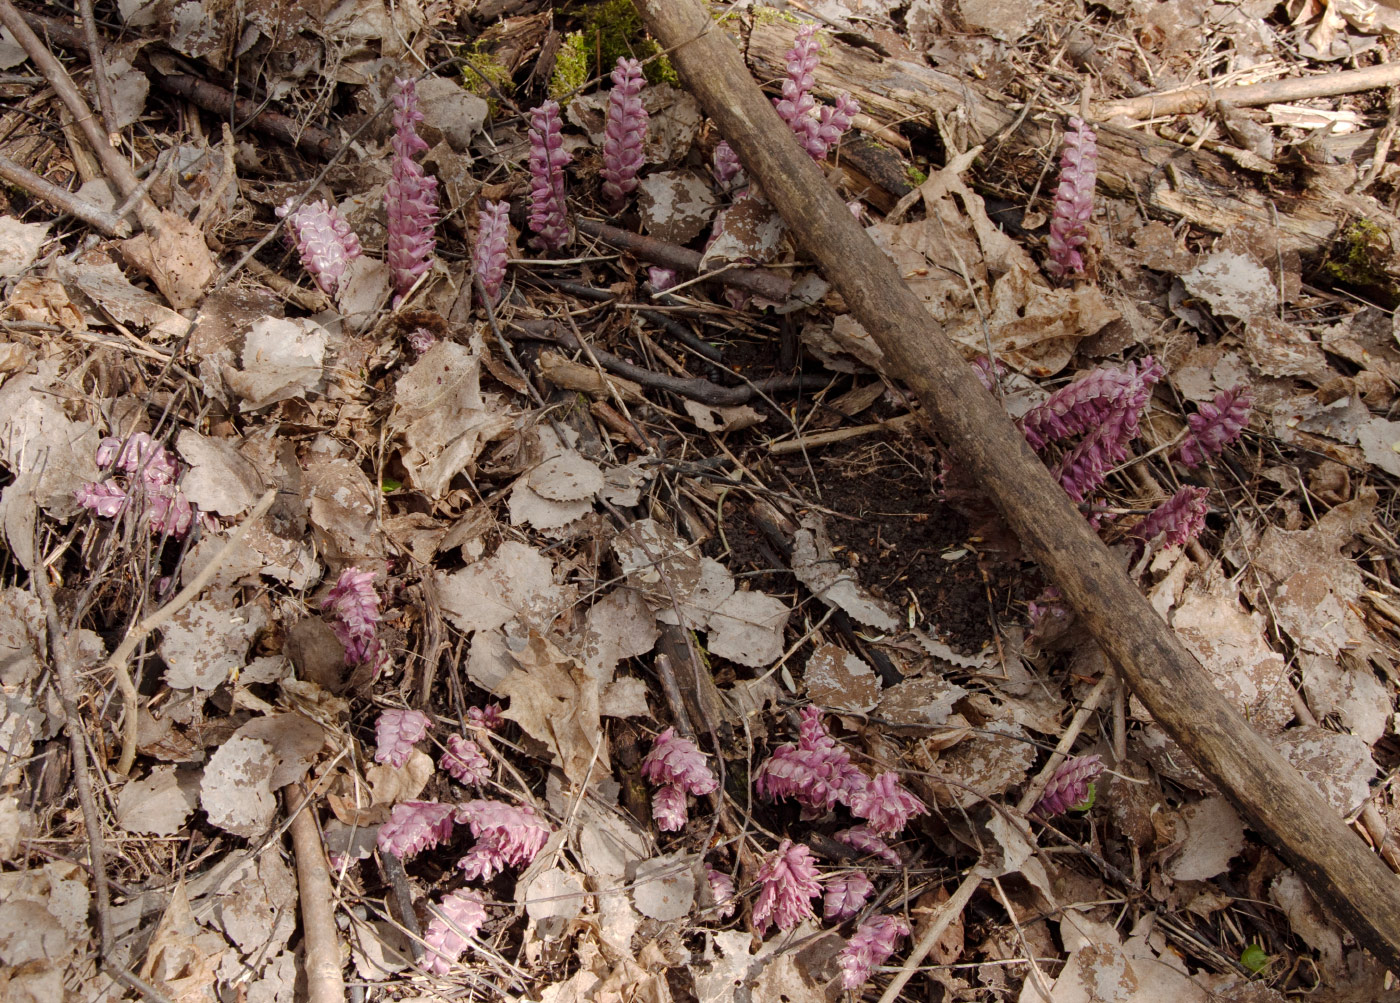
[[1176, 385, 1252, 468], [1034, 754, 1104, 816], [642, 728, 718, 795], [1132, 486, 1209, 550], [1046, 117, 1098, 279], [823, 871, 874, 921], [375, 708, 431, 768], [833, 826, 901, 867], [377, 800, 456, 858], [1019, 358, 1163, 451], [601, 57, 648, 211], [422, 889, 488, 974], [277, 197, 362, 296], [705, 863, 737, 918], [847, 771, 926, 838], [755, 707, 868, 816], [75, 480, 129, 518], [838, 914, 910, 988], [80, 433, 192, 537], [752, 839, 823, 934], [323, 567, 381, 666], [527, 100, 571, 250], [473, 200, 510, 305], [441, 734, 490, 786], [466, 703, 505, 731], [385, 77, 440, 301], [455, 800, 552, 881], [712, 141, 744, 187], [650, 783, 688, 832], [406, 327, 436, 353], [648, 266, 677, 292]]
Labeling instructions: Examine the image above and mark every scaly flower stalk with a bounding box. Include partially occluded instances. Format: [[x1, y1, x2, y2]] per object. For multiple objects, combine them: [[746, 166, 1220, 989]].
[[1176, 385, 1253, 468], [374, 708, 431, 768], [277, 198, 362, 296], [377, 800, 456, 858], [442, 734, 491, 786], [823, 871, 874, 921], [833, 825, 901, 867], [705, 863, 737, 918], [641, 727, 719, 832], [771, 25, 859, 161], [601, 57, 648, 212], [1132, 486, 1209, 549], [1046, 117, 1098, 279], [527, 100, 572, 251], [454, 800, 552, 881], [1020, 358, 1163, 451], [1034, 754, 1104, 816], [755, 706, 868, 816], [322, 567, 382, 667], [752, 839, 823, 934], [473, 200, 510, 305], [385, 77, 440, 302], [847, 771, 926, 837], [422, 890, 488, 975]]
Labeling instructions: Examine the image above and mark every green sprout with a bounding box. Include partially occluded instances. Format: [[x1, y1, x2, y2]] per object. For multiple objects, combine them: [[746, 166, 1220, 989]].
[[1239, 944, 1270, 975]]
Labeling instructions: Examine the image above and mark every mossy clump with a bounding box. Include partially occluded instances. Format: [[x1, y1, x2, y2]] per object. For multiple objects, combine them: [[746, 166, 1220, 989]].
[[457, 45, 514, 116], [549, 0, 678, 102], [905, 165, 928, 186], [1319, 218, 1400, 306]]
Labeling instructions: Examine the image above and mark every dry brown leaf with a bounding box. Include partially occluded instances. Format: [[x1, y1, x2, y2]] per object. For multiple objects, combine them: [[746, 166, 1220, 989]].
[[0, 862, 89, 968], [803, 643, 880, 712], [160, 598, 268, 690], [0, 217, 49, 278], [613, 518, 735, 628], [792, 519, 899, 632], [877, 676, 968, 727], [0, 277, 84, 330], [631, 853, 695, 921], [581, 586, 659, 683], [199, 735, 278, 837], [225, 317, 328, 410], [1164, 796, 1246, 881], [120, 210, 217, 310], [117, 765, 200, 836], [1274, 723, 1377, 816], [437, 540, 573, 636], [302, 456, 385, 567], [367, 748, 435, 806], [498, 630, 608, 784], [932, 720, 1035, 808], [706, 589, 790, 667], [176, 429, 265, 516], [137, 882, 228, 1003], [528, 451, 605, 501], [62, 259, 189, 338], [638, 170, 718, 244]]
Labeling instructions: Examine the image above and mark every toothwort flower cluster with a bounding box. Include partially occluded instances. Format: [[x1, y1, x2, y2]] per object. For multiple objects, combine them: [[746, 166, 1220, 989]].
[[322, 566, 382, 667], [375, 708, 432, 768], [422, 889, 488, 975], [1034, 754, 1104, 816], [1046, 117, 1098, 279], [822, 871, 874, 921], [385, 77, 440, 301], [601, 57, 648, 212], [441, 734, 491, 786], [641, 727, 719, 831], [1132, 486, 1209, 550], [712, 141, 744, 187], [773, 25, 860, 161], [833, 825, 901, 866], [752, 839, 823, 933], [473, 200, 511, 305], [77, 432, 193, 537], [1176, 385, 1252, 468], [277, 198, 362, 296], [705, 863, 737, 918], [838, 914, 910, 989], [527, 100, 572, 251], [466, 702, 505, 731]]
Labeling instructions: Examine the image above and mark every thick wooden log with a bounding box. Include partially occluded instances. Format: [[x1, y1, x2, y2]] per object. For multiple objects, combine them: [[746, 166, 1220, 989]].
[[634, 0, 1400, 972]]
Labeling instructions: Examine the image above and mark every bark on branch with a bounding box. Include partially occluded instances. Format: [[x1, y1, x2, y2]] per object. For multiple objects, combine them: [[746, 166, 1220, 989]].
[[633, 0, 1400, 973]]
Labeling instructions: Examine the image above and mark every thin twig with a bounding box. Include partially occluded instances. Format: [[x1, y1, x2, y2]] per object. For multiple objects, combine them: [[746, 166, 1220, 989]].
[[283, 779, 347, 1003], [77, 0, 117, 139], [104, 489, 277, 775], [0, 153, 131, 236]]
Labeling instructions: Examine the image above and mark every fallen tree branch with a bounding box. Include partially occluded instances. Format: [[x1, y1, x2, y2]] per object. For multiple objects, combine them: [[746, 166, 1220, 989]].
[[0, 153, 132, 236], [283, 780, 346, 1003], [635, 0, 1400, 973]]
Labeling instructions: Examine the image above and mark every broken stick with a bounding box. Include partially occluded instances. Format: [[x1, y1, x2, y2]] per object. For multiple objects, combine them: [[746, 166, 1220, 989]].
[[635, 0, 1400, 973]]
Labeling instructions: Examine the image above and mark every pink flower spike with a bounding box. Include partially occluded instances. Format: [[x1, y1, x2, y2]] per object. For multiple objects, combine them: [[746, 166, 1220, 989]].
[[705, 863, 737, 918], [1020, 358, 1163, 451], [848, 771, 927, 838], [385, 77, 440, 301], [838, 914, 910, 989], [1133, 486, 1209, 550], [473, 200, 510, 305], [648, 266, 677, 292], [1034, 754, 1105, 816], [277, 198, 362, 296], [527, 100, 572, 251], [76, 480, 129, 518], [651, 783, 688, 832], [442, 734, 490, 786], [422, 889, 488, 975], [752, 839, 823, 934], [1176, 384, 1253, 468], [712, 141, 744, 187], [755, 707, 868, 816], [146, 488, 193, 538], [833, 826, 901, 867], [823, 870, 874, 922], [1046, 117, 1098, 280], [773, 25, 820, 133], [375, 708, 432, 768], [323, 567, 382, 666], [466, 703, 505, 731], [377, 800, 456, 858], [642, 728, 718, 796], [454, 800, 552, 881], [601, 57, 648, 212]]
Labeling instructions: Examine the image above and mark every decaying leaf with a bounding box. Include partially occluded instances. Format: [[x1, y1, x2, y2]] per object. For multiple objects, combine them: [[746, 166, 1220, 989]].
[[638, 170, 718, 244], [437, 540, 574, 635], [705, 589, 790, 667], [631, 853, 695, 921], [803, 643, 880, 712], [137, 881, 228, 1003], [160, 599, 269, 690], [0, 217, 49, 278], [224, 316, 328, 410], [177, 429, 265, 516], [792, 519, 899, 632], [613, 518, 735, 629], [1165, 796, 1246, 881], [497, 630, 608, 783], [199, 735, 279, 837], [117, 765, 201, 836]]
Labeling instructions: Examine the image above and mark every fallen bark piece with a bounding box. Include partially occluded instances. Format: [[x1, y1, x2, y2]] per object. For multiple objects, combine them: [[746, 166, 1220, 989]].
[[634, 0, 1400, 973]]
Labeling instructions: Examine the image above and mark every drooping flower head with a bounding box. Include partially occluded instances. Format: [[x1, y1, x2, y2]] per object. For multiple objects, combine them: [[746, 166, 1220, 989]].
[[454, 800, 552, 881], [473, 200, 511, 305], [1034, 754, 1105, 816], [385, 77, 440, 301], [823, 870, 874, 921], [752, 839, 823, 934], [77, 432, 192, 538], [377, 800, 456, 859], [442, 734, 491, 786], [601, 58, 648, 212], [833, 825, 901, 867], [1046, 117, 1098, 280], [847, 771, 927, 838], [277, 198, 362, 296], [641, 727, 718, 832], [374, 708, 431, 768], [838, 914, 910, 988], [1132, 486, 1209, 550], [322, 566, 382, 667], [527, 100, 572, 251], [755, 707, 868, 816], [705, 862, 737, 918]]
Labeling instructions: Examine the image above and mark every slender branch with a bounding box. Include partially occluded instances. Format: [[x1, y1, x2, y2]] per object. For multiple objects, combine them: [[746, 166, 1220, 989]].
[[283, 781, 347, 1003], [0, 153, 131, 236], [77, 0, 118, 139]]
